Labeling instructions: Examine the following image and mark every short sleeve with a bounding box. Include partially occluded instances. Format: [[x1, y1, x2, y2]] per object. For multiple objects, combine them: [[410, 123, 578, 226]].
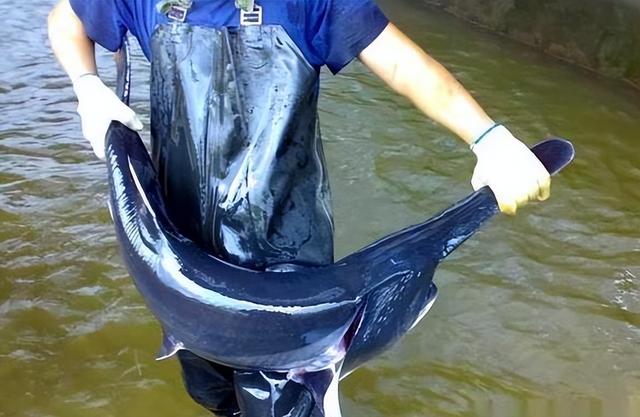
[[309, 0, 389, 74], [69, 0, 133, 52]]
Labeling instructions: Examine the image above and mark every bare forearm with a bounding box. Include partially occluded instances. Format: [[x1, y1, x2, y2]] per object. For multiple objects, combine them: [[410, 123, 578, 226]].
[[359, 24, 552, 215], [393, 49, 494, 144], [359, 24, 493, 144], [48, 0, 97, 81]]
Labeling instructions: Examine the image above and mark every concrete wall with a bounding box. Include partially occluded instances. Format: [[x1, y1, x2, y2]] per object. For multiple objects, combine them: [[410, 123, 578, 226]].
[[423, 0, 640, 88]]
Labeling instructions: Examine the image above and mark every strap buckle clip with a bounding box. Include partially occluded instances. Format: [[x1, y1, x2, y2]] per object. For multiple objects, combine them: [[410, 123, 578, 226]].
[[240, 3, 262, 26]]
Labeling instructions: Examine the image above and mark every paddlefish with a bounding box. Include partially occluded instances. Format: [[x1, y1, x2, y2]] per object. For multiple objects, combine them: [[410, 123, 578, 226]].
[[105, 121, 573, 376], [106, 39, 574, 416]]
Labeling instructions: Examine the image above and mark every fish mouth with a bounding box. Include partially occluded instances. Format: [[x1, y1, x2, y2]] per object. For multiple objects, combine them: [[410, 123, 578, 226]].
[[285, 307, 366, 417]]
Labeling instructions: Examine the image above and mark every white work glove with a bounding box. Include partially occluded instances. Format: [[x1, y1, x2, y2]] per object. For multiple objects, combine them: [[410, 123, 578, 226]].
[[471, 124, 551, 215], [72, 74, 143, 159]]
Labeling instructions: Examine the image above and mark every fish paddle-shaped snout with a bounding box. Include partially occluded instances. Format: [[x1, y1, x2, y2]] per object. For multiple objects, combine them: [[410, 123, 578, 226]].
[[338, 137, 575, 374]]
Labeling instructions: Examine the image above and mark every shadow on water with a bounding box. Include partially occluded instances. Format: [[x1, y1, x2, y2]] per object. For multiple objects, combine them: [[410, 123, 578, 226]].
[[1, 0, 639, 416]]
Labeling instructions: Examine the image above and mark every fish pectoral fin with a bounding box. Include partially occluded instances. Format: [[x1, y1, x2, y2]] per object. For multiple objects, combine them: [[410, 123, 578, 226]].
[[156, 331, 185, 361]]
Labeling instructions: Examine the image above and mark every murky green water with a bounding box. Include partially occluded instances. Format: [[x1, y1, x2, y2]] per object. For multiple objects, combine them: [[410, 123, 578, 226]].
[[1, 1, 639, 416]]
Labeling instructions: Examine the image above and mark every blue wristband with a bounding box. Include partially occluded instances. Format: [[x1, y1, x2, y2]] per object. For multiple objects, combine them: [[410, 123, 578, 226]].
[[471, 123, 502, 149]]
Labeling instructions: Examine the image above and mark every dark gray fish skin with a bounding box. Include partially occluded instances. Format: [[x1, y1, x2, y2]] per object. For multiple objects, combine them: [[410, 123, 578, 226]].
[[105, 121, 574, 374]]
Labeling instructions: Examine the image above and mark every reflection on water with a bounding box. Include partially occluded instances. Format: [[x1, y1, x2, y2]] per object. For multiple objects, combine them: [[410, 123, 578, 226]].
[[1, 1, 639, 416]]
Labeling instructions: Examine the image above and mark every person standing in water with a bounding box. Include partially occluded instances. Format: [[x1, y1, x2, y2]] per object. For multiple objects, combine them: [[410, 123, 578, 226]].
[[48, 0, 551, 415]]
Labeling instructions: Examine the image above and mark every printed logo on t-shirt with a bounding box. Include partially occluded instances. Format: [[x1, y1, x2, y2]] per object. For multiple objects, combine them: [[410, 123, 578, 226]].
[[240, 4, 262, 26], [157, 0, 192, 23]]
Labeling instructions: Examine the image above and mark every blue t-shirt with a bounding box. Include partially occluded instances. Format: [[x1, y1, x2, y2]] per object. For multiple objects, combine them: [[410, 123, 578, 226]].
[[70, 0, 389, 74]]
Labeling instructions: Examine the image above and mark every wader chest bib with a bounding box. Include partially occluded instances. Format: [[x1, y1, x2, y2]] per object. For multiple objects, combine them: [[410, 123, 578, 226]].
[[150, 22, 334, 270], [148, 17, 333, 417]]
